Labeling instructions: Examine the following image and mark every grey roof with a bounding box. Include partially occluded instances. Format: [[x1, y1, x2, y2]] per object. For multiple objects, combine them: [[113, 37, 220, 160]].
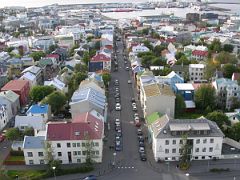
[[23, 136, 45, 149], [151, 115, 224, 139], [15, 115, 45, 130]]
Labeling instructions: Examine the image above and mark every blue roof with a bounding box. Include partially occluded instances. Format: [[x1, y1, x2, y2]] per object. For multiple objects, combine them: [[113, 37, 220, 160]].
[[27, 104, 49, 114], [23, 136, 45, 149]]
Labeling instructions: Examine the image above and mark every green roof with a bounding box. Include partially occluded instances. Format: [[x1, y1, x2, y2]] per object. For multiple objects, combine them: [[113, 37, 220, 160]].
[[146, 112, 163, 125]]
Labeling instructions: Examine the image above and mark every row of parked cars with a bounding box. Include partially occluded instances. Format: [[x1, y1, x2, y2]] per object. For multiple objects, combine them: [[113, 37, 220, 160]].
[[137, 128, 147, 161]]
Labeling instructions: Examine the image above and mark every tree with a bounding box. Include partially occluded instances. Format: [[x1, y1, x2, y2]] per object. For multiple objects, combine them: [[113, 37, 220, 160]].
[[141, 55, 155, 68], [195, 84, 216, 111], [179, 134, 191, 170], [18, 46, 24, 56], [223, 44, 234, 53], [142, 40, 153, 51], [30, 51, 46, 61], [23, 127, 34, 137], [229, 97, 240, 111], [206, 111, 230, 129], [69, 44, 80, 57], [222, 64, 239, 78], [175, 94, 186, 117], [86, 36, 94, 42], [74, 63, 88, 73], [5, 128, 20, 141], [82, 51, 90, 65], [224, 123, 240, 141], [208, 39, 222, 53], [175, 55, 191, 65], [159, 67, 171, 76], [141, 28, 149, 35], [43, 91, 66, 114], [175, 52, 185, 60], [30, 85, 55, 102], [94, 41, 101, 50], [102, 73, 111, 88], [47, 44, 58, 54], [6, 47, 14, 53], [204, 59, 219, 80], [153, 45, 166, 56], [215, 51, 237, 64]]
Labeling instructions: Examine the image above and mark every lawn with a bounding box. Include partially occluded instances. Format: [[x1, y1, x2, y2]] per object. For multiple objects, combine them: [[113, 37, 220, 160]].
[[7, 170, 46, 179], [176, 112, 204, 119], [5, 156, 24, 162]]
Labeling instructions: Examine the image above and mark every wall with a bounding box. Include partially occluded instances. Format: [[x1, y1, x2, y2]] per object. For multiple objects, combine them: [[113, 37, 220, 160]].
[[24, 148, 46, 165]]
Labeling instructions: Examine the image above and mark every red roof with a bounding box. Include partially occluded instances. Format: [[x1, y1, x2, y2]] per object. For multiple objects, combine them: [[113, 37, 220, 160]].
[[47, 112, 103, 141], [47, 54, 60, 59], [192, 50, 208, 57], [104, 45, 113, 50], [1, 80, 29, 91], [91, 53, 111, 62]]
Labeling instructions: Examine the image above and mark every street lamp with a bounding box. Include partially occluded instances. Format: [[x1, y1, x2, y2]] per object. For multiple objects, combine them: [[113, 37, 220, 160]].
[[113, 152, 117, 166], [52, 166, 56, 180]]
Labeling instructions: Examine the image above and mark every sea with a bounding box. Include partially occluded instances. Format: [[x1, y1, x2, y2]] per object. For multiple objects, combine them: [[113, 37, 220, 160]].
[[0, 0, 239, 20]]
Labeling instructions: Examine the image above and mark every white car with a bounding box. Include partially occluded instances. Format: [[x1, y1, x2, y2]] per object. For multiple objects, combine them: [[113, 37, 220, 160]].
[[115, 103, 121, 111], [125, 67, 129, 71], [139, 147, 145, 153], [132, 102, 136, 107], [128, 80, 132, 84], [132, 105, 137, 111]]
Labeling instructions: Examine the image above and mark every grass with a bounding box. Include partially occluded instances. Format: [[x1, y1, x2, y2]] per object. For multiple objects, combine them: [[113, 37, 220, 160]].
[[176, 111, 204, 119], [146, 112, 163, 125], [5, 156, 24, 162], [7, 170, 46, 180]]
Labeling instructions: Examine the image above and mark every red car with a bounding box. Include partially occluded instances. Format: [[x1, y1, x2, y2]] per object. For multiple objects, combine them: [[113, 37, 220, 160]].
[[0, 134, 5, 142], [135, 117, 141, 127]]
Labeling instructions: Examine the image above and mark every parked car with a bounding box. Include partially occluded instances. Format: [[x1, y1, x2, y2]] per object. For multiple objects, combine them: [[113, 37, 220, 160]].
[[83, 175, 97, 180], [139, 147, 145, 153], [115, 93, 120, 98], [140, 153, 147, 161], [137, 129, 143, 136], [115, 103, 121, 111], [128, 80, 132, 84], [132, 105, 137, 111], [134, 113, 139, 118], [131, 98, 135, 103], [0, 134, 5, 142], [132, 102, 136, 107], [139, 141, 144, 147], [116, 132, 122, 137], [125, 67, 129, 71], [115, 97, 120, 103]]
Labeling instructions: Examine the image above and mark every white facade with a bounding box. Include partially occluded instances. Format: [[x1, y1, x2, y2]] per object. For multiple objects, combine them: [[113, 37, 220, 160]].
[[132, 45, 150, 55], [24, 147, 46, 165], [50, 139, 103, 164], [189, 64, 205, 81], [0, 105, 9, 131]]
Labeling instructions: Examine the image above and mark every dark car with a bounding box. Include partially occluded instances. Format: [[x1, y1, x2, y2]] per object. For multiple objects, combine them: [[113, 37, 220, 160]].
[[139, 136, 144, 143], [116, 132, 122, 137], [131, 98, 136, 103], [140, 153, 147, 161], [139, 141, 144, 147], [115, 93, 120, 98], [115, 97, 120, 103], [115, 126, 121, 131], [137, 129, 143, 136], [83, 175, 97, 180]]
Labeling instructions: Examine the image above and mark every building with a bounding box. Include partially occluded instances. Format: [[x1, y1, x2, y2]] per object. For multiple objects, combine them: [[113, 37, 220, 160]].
[[131, 44, 150, 55], [225, 109, 240, 125], [212, 78, 240, 110], [89, 53, 111, 73], [20, 72, 37, 88], [26, 104, 51, 121], [23, 136, 46, 165], [150, 115, 224, 162], [21, 66, 43, 85], [0, 90, 20, 117], [1, 80, 30, 106], [46, 112, 104, 164], [189, 64, 205, 82], [191, 50, 208, 61], [0, 105, 8, 131], [70, 87, 107, 121], [140, 82, 175, 118], [44, 77, 68, 93]]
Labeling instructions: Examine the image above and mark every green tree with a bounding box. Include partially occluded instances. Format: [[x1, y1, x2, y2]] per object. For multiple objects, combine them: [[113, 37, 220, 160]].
[[224, 123, 240, 141], [47, 44, 58, 54], [102, 73, 111, 88], [6, 47, 14, 53], [141, 55, 155, 68], [175, 52, 185, 60], [206, 111, 230, 129], [137, 51, 154, 58], [179, 134, 191, 170], [222, 64, 239, 78], [13, 31, 20, 38], [153, 45, 166, 56], [94, 41, 101, 50], [195, 84, 216, 111], [82, 51, 90, 65], [43, 91, 66, 114], [141, 28, 149, 35], [208, 39, 222, 53], [175, 55, 191, 65], [18, 46, 24, 57], [69, 44, 80, 57], [86, 36, 94, 42], [159, 67, 171, 76], [204, 59, 220, 80], [5, 128, 20, 141], [74, 63, 88, 73], [175, 94, 186, 117], [216, 51, 237, 64], [30, 51, 46, 61], [30, 85, 55, 102], [223, 44, 234, 53], [142, 40, 153, 51], [229, 97, 240, 111], [23, 127, 34, 137]]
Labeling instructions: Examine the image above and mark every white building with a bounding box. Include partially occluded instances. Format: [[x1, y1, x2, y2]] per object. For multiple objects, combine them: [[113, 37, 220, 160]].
[[189, 64, 205, 82], [0, 105, 9, 131], [23, 136, 46, 165], [131, 44, 150, 55], [150, 115, 224, 162], [20, 72, 37, 88], [44, 77, 68, 93]]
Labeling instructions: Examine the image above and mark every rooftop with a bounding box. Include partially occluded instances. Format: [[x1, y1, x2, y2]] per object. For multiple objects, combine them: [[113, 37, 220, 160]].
[[1, 80, 29, 91], [0, 90, 19, 102], [146, 112, 163, 125], [175, 83, 194, 91], [23, 136, 45, 149], [26, 104, 49, 114]]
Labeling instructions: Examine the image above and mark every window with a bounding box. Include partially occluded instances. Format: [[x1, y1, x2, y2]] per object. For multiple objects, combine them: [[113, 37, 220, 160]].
[[210, 139, 214, 143], [38, 152, 44, 157], [40, 160, 44, 164], [165, 140, 169, 145], [29, 160, 34, 165], [27, 152, 33, 157], [172, 140, 176, 145], [96, 151, 99, 155], [172, 149, 176, 153], [57, 143, 61, 148], [77, 159, 81, 163], [58, 152, 62, 157], [195, 148, 199, 152], [179, 140, 183, 144], [195, 157, 199, 160], [202, 156, 205, 159], [77, 143, 80, 147], [73, 143, 76, 147], [78, 151, 81, 155], [209, 147, 213, 152], [82, 151, 86, 155], [95, 142, 99, 147], [196, 139, 200, 144], [203, 139, 207, 144], [202, 148, 206, 152], [73, 151, 77, 156], [67, 143, 71, 148], [82, 142, 86, 147], [165, 149, 169, 154]]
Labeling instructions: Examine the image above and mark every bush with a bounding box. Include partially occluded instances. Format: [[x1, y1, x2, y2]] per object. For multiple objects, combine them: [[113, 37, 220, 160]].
[[179, 162, 190, 170], [10, 150, 24, 156]]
